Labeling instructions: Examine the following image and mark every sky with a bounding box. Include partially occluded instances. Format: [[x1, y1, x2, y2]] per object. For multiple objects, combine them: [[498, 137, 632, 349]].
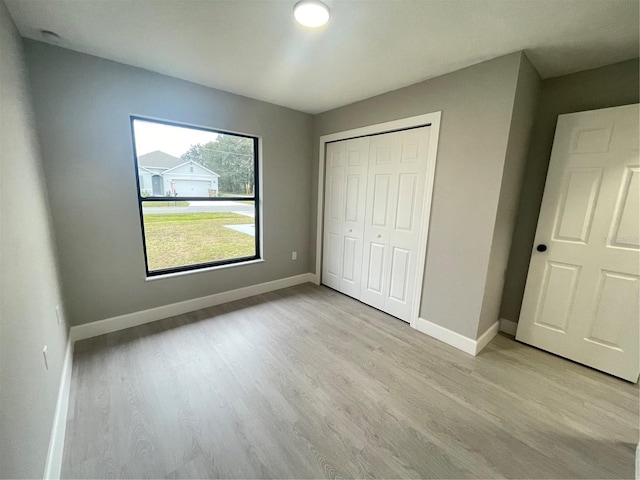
[[132, 118, 218, 157]]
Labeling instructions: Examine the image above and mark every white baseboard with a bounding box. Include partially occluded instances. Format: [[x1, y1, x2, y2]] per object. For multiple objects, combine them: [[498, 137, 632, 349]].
[[414, 318, 499, 356], [499, 318, 518, 336], [44, 336, 74, 480], [70, 273, 315, 342], [475, 321, 499, 354], [414, 318, 476, 355]]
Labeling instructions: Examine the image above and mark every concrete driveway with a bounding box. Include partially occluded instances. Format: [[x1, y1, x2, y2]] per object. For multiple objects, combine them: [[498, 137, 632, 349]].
[[142, 200, 254, 215]]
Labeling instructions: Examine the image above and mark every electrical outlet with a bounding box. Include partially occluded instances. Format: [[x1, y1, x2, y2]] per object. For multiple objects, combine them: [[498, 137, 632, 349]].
[[55, 305, 62, 324], [291, 251, 297, 260], [42, 346, 49, 370]]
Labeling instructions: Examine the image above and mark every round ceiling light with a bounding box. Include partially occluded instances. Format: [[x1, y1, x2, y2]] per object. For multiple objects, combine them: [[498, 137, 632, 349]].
[[40, 29, 62, 43], [293, 0, 330, 28]]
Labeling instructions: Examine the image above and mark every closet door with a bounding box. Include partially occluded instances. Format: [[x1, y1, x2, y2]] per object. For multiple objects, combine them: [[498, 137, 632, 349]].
[[360, 127, 430, 322], [322, 138, 369, 295], [322, 141, 346, 290], [339, 137, 370, 297], [360, 132, 400, 311], [385, 127, 430, 320]]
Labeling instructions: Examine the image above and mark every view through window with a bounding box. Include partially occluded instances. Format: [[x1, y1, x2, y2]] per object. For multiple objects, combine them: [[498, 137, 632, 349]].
[[131, 117, 259, 275]]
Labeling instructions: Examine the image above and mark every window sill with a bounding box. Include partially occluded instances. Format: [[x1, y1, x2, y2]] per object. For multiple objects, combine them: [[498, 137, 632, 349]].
[[144, 258, 265, 282]]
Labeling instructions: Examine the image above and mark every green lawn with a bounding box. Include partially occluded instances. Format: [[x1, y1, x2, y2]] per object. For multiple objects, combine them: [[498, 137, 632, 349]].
[[143, 212, 255, 271]]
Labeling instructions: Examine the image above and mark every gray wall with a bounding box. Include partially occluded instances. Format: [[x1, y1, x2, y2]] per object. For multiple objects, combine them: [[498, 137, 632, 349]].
[[0, 3, 69, 477], [24, 40, 314, 327], [500, 58, 640, 323], [477, 54, 541, 336], [313, 52, 525, 339]]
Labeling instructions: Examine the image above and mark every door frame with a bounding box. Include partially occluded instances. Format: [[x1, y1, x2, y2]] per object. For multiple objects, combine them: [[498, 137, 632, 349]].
[[314, 112, 442, 327]]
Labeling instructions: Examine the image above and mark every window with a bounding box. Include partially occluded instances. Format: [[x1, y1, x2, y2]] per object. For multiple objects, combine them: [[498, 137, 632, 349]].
[[131, 117, 260, 276]]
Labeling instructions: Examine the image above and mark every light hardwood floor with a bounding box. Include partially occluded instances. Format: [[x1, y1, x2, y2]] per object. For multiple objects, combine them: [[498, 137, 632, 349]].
[[62, 283, 638, 479]]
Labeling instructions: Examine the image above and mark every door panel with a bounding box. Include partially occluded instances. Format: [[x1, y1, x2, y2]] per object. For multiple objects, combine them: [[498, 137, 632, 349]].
[[344, 175, 361, 223], [586, 271, 638, 348], [339, 137, 370, 297], [361, 132, 399, 310], [534, 262, 581, 333], [569, 126, 613, 154], [389, 247, 411, 302], [367, 242, 386, 293], [516, 104, 640, 382], [395, 174, 417, 231], [329, 148, 344, 167], [371, 175, 391, 227], [325, 233, 341, 277], [322, 142, 345, 290], [361, 242, 387, 310], [552, 168, 602, 243], [400, 140, 419, 163], [322, 137, 369, 298], [348, 147, 364, 166], [328, 175, 343, 220], [374, 145, 392, 164], [342, 236, 357, 282], [609, 167, 639, 249], [384, 128, 431, 321]]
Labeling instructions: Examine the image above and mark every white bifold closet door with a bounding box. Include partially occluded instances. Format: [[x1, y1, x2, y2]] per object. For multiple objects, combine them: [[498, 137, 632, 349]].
[[322, 126, 431, 322], [322, 137, 370, 298]]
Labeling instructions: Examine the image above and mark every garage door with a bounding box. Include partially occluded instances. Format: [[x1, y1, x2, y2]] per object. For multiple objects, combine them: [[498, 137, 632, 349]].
[[172, 179, 211, 197]]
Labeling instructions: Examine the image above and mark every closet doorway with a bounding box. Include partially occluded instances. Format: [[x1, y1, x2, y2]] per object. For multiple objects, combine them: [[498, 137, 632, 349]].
[[316, 113, 441, 324]]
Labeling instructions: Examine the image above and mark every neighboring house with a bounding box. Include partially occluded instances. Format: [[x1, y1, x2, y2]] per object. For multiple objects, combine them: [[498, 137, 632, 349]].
[[137, 150, 220, 197]]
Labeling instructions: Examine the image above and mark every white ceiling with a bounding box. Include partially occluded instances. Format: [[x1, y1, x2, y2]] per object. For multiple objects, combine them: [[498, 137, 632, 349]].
[[5, 0, 639, 114]]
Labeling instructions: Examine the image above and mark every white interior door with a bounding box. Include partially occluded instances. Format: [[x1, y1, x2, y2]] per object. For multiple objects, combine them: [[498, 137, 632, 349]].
[[322, 141, 346, 290], [322, 138, 369, 296], [385, 128, 431, 320], [360, 126, 430, 322], [360, 132, 399, 311], [339, 137, 370, 298], [516, 104, 640, 382]]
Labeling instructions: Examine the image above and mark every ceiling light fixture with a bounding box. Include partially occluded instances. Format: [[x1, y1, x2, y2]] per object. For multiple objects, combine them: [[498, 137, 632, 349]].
[[293, 0, 330, 28], [40, 29, 62, 43]]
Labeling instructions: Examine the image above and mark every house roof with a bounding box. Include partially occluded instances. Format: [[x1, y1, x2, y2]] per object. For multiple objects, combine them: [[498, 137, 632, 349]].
[[137, 165, 155, 174], [163, 161, 219, 177], [137, 150, 183, 169]]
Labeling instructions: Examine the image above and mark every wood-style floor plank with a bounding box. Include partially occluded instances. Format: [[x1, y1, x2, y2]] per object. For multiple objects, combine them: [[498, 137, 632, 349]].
[[62, 284, 638, 479]]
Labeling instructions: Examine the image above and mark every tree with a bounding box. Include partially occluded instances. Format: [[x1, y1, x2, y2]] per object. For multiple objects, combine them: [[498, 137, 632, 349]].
[[182, 135, 254, 195]]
